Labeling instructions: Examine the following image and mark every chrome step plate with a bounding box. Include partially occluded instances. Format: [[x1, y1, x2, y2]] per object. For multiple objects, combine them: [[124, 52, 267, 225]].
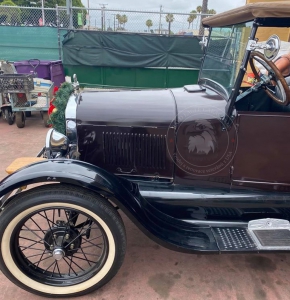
[[248, 218, 290, 250]]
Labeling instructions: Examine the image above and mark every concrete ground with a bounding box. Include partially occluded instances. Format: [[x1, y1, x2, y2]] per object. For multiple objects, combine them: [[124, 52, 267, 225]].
[[0, 114, 290, 300]]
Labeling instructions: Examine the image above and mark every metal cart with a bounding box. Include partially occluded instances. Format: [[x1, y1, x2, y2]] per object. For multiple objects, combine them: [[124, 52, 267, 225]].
[[0, 74, 54, 128]]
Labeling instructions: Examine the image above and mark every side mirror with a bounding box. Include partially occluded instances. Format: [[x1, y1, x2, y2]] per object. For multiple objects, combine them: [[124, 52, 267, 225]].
[[264, 34, 280, 61], [247, 35, 280, 61]]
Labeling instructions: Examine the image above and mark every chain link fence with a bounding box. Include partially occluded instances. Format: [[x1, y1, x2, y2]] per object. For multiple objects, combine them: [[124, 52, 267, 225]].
[[0, 5, 212, 35], [0, 6, 55, 27]]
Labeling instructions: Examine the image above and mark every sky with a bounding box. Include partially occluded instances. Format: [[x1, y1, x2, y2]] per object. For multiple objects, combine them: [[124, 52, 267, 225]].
[[82, 0, 246, 13], [81, 0, 247, 33]]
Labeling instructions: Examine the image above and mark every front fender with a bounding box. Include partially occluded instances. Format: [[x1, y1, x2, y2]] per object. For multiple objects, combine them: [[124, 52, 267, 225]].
[[0, 159, 146, 239], [0, 159, 138, 205], [0, 159, 218, 253]]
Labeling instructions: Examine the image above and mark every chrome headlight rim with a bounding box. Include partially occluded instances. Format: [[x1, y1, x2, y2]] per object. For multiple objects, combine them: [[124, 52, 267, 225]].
[[45, 129, 69, 159]]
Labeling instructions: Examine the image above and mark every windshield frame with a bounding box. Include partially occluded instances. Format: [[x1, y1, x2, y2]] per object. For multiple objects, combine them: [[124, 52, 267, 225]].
[[198, 22, 255, 101]]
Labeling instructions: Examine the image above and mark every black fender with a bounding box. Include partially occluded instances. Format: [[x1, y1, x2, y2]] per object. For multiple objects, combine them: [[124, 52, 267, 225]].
[[0, 159, 138, 207], [0, 159, 218, 253]]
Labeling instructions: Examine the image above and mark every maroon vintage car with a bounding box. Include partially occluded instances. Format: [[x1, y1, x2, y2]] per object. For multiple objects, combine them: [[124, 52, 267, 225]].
[[1, 1, 290, 297]]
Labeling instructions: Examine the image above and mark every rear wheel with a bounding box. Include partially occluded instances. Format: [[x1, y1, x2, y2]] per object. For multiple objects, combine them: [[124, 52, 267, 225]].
[[4, 108, 14, 125], [15, 111, 25, 128], [0, 184, 126, 297]]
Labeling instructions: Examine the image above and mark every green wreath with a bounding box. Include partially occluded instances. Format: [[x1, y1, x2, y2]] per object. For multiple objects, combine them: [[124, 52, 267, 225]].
[[48, 82, 74, 135]]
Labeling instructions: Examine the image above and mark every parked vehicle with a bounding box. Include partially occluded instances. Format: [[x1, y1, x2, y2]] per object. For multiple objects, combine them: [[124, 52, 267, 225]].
[[0, 61, 15, 125], [1, 1, 290, 297], [8, 59, 53, 128]]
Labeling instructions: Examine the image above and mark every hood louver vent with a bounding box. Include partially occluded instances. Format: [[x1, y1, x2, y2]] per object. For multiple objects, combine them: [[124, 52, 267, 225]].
[[103, 132, 166, 170]]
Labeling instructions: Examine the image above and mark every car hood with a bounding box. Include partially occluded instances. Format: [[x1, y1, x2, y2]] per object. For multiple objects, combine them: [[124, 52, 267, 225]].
[[75, 86, 226, 179], [77, 89, 176, 128], [77, 87, 226, 128]]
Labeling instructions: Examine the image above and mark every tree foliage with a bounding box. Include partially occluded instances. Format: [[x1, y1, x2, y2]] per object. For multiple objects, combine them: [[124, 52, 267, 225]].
[[195, 1, 215, 16], [146, 19, 152, 31], [1, 0, 17, 4], [187, 10, 197, 29], [116, 13, 120, 27], [4, 0, 84, 8], [0, 0, 21, 23], [195, 0, 216, 35], [1, 0, 26, 6], [196, 6, 202, 13], [1, 0, 86, 27], [120, 14, 127, 28], [116, 14, 128, 29], [165, 13, 174, 23], [165, 13, 174, 35], [207, 9, 216, 15]]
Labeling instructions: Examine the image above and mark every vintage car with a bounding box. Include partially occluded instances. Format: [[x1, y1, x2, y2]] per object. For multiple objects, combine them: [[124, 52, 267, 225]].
[[2, 1, 290, 297]]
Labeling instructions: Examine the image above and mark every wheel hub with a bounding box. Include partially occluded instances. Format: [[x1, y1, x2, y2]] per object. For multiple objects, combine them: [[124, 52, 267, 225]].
[[44, 222, 82, 256], [53, 248, 65, 261]]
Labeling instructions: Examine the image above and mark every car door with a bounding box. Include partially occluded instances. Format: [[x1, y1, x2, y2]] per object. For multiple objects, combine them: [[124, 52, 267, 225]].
[[232, 111, 290, 191]]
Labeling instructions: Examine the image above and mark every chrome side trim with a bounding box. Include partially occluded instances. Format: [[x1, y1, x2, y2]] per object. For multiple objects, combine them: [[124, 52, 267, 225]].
[[140, 191, 253, 200], [233, 180, 290, 186], [182, 219, 247, 227], [119, 174, 173, 180]]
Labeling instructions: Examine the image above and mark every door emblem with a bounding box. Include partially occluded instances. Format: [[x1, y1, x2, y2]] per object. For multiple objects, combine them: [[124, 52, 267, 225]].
[[187, 120, 217, 155]]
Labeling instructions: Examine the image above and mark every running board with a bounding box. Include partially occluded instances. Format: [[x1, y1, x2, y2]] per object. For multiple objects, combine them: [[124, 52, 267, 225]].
[[248, 218, 290, 250], [212, 218, 290, 251]]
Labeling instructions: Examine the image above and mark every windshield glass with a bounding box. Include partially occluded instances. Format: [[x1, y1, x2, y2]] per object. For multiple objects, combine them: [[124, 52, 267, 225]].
[[199, 22, 253, 99]]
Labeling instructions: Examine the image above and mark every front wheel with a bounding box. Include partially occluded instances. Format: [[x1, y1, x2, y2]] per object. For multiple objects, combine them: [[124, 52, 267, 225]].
[[42, 111, 49, 127], [0, 184, 126, 297]]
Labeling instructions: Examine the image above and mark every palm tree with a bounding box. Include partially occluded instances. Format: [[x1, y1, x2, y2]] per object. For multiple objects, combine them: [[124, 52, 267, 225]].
[[165, 13, 174, 35], [146, 19, 153, 32], [120, 14, 128, 29], [207, 9, 216, 15], [196, 6, 202, 13], [187, 10, 197, 29], [116, 13, 121, 28], [198, 0, 208, 36]]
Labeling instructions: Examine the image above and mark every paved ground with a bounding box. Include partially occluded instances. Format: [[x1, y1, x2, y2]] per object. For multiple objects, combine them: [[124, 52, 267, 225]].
[[1, 114, 290, 300]]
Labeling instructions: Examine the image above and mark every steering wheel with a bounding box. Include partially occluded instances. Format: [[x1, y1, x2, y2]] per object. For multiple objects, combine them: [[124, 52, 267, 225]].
[[249, 51, 290, 106]]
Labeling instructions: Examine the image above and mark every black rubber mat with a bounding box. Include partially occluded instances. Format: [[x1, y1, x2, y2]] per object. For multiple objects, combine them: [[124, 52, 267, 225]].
[[253, 229, 290, 247], [212, 227, 257, 251]]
